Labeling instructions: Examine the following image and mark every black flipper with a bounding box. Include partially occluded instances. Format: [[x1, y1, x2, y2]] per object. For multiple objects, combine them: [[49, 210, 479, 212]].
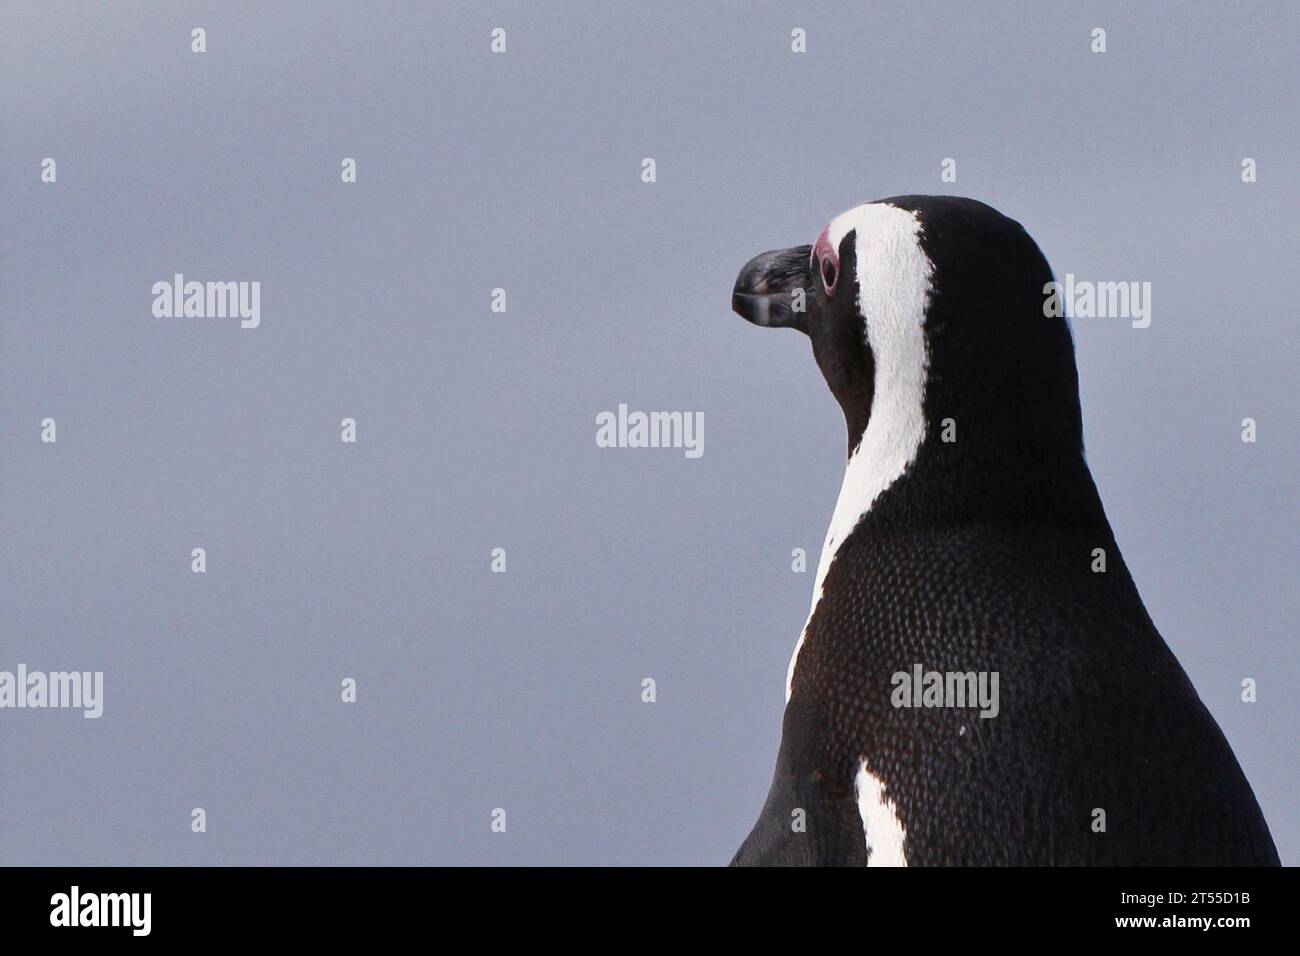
[[731, 694, 869, 866]]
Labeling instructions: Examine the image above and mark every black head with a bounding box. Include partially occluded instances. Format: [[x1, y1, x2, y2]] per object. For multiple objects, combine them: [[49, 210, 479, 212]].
[[733, 196, 1101, 527]]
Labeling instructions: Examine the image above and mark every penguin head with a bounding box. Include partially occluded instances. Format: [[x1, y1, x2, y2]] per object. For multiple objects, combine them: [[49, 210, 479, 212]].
[[733, 196, 1094, 523]]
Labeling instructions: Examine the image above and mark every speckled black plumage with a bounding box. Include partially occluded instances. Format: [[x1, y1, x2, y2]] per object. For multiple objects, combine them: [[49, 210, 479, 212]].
[[730, 196, 1280, 866]]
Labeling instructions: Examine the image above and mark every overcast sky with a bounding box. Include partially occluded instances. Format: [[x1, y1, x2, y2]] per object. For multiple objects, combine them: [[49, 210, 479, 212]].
[[2, 1, 1296, 865]]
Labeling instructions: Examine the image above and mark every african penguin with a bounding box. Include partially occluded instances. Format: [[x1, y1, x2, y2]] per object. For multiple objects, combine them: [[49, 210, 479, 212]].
[[728, 196, 1280, 866]]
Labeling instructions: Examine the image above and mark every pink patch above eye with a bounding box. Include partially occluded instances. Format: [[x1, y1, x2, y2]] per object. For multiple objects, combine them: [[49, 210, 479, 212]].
[[813, 225, 837, 270], [814, 225, 839, 292]]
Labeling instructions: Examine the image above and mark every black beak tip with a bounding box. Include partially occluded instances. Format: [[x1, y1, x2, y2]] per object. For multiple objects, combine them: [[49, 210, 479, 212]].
[[730, 244, 813, 332], [730, 287, 755, 322], [731, 289, 772, 327]]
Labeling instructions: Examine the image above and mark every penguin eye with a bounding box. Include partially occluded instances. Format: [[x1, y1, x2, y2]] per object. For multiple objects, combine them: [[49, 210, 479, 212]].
[[820, 255, 839, 295], [813, 225, 840, 295]]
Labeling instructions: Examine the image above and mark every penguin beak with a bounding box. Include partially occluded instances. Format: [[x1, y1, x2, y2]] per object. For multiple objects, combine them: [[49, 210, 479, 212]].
[[732, 245, 814, 334]]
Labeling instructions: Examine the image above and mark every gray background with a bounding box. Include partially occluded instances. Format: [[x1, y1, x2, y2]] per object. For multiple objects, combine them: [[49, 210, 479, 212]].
[[2, 1, 1296, 865]]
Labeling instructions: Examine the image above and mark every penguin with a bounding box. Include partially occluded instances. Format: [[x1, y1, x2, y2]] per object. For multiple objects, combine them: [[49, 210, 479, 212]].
[[728, 196, 1280, 866]]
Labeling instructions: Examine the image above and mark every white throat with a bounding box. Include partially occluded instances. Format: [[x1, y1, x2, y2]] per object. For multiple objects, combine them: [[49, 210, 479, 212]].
[[785, 203, 935, 701]]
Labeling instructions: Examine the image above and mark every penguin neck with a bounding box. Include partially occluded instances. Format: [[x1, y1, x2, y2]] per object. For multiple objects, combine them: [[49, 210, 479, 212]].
[[786, 397, 1111, 701], [812, 359, 927, 600], [785, 368, 926, 702]]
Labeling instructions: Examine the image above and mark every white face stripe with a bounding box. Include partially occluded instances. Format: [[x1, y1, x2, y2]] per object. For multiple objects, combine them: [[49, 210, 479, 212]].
[[785, 203, 934, 700], [855, 762, 908, 866]]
